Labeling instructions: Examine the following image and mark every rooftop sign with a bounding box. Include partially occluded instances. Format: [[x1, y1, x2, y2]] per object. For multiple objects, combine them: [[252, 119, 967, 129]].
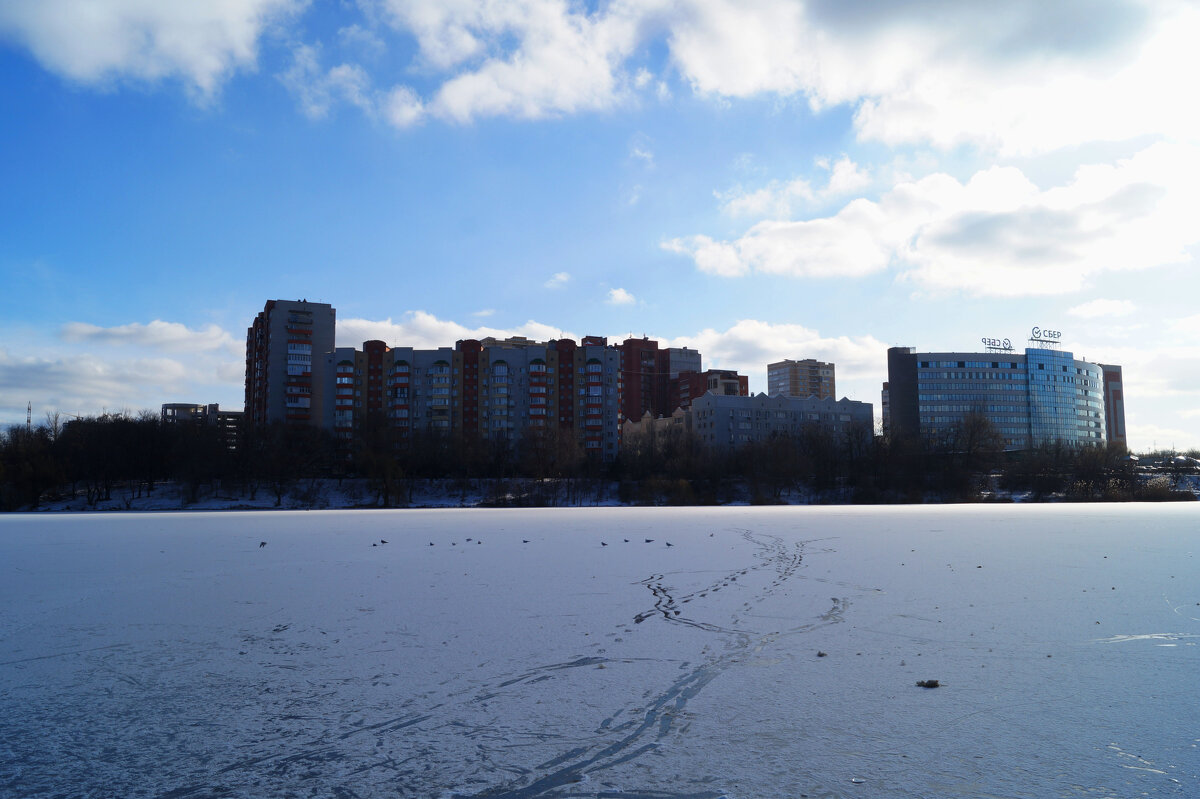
[[1029, 327, 1063, 348], [981, 337, 1013, 352]]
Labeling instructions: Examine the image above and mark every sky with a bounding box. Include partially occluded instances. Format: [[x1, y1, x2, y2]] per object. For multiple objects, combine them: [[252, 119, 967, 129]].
[[1, 0, 1198, 451]]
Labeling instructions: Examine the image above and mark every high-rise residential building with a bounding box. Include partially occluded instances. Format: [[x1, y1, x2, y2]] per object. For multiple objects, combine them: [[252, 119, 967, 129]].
[[767, 359, 835, 400], [323, 333, 625, 459], [886, 343, 1111, 450], [1100, 365, 1127, 448], [880, 382, 891, 437], [616, 338, 701, 423], [245, 300, 336, 429], [666, 347, 702, 378]]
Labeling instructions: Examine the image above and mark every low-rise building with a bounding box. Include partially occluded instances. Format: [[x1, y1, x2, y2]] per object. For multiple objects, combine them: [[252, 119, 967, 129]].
[[690, 392, 873, 450]]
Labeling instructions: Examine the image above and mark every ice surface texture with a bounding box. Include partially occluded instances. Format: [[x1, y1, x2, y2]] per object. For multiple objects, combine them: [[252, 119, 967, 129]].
[[1, 505, 1197, 797]]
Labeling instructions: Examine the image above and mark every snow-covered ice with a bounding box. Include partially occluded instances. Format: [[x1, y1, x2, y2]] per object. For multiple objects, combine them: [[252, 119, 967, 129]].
[[1, 504, 1196, 797]]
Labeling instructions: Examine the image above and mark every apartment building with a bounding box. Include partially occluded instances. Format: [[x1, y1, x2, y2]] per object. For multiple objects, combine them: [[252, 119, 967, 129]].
[[616, 337, 701, 423], [245, 299, 336, 429], [690, 392, 873, 450], [670, 369, 749, 411], [1100, 365, 1126, 448], [325, 334, 624, 459], [767, 359, 835, 400], [161, 403, 244, 449]]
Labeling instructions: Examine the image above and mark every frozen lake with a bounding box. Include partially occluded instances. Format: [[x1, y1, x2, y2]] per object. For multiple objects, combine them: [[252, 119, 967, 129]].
[[1, 505, 1197, 798]]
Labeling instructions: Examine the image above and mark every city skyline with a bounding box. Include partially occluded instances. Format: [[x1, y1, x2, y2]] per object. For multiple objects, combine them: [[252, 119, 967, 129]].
[[3, 2, 1199, 450]]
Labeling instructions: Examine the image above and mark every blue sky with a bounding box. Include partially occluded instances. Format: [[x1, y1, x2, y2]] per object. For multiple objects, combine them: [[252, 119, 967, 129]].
[[2, 0, 1199, 450]]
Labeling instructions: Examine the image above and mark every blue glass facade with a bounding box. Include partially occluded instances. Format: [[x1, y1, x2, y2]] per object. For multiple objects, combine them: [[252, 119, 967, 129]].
[[892, 346, 1109, 450], [1025, 347, 1105, 446]]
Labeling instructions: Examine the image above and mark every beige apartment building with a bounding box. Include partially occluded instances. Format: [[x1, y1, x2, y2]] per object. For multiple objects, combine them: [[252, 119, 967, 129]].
[[767, 359, 835, 400]]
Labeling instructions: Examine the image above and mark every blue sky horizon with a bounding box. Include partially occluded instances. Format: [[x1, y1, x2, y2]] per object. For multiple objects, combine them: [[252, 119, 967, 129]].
[[3, 1, 1198, 450]]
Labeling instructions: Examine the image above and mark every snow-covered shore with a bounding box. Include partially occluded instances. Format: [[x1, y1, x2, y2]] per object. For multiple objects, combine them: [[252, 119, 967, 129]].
[[2, 504, 1196, 797]]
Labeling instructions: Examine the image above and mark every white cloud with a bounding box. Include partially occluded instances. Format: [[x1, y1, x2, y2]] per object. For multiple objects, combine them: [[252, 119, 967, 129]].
[[6, 0, 1194, 156], [8, 0, 1190, 156], [544, 271, 570, 288], [661, 236, 749, 278], [607, 288, 636, 305], [61, 320, 242, 355], [1068, 299, 1136, 318], [662, 0, 1195, 155], [670, 142, 1200, 297], [629, 132, 654, 166], [280, 44, 376, 119], [719, 155, 871, 218], [0, 0, 301, 101], [379, 0, 644, 123], [665, 318, 888, 400], [382, 84, 425, 127], [337, 23, 385, 57], [337, 311, 570, 350]]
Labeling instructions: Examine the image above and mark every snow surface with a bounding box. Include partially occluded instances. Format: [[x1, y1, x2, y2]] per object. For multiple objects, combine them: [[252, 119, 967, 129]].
[[1, 505, 1197, 798]]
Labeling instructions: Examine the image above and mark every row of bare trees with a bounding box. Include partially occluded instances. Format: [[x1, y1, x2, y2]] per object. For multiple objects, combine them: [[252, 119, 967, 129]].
[[1, 409, 1191, 510]]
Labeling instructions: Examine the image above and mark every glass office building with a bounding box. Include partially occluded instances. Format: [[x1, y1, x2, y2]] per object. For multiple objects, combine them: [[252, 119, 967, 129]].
[[887, 345, 1108, 450]]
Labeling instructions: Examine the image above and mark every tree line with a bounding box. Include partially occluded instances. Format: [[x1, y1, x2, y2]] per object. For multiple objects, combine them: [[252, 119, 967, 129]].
[[1, 409, 1194, 510]]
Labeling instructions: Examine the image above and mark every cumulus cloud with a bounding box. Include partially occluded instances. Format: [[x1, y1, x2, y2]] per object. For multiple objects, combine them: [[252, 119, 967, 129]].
[[344, 0, 1196, 149], [0, 0, 301, 100], [663, 0, 1186, 154], [0, 346, 238, 422], [667, 318, 885, 384], [544, 271, 570, 289], [377, 0, 643, 124], [383, 84, 426, 127], [337, 311, 571, 350], [9, 0, 1192, 153], [1068, 299, 1136, 318], [61, 320, 242, 355], [668, 142, 1200, 297], [607, 288, 636, 305]]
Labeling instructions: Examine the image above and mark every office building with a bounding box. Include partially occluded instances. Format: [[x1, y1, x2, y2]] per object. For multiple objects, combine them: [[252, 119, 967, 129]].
[[886, 343, 1111, 450]]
